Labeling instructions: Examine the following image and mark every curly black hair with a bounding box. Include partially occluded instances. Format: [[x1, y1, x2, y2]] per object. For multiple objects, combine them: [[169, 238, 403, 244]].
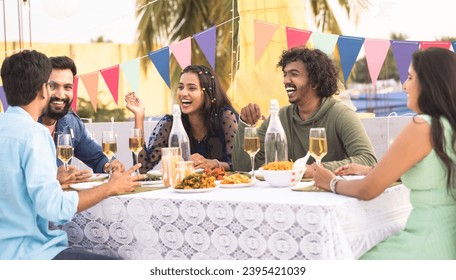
[[277, 47, 339, 97]]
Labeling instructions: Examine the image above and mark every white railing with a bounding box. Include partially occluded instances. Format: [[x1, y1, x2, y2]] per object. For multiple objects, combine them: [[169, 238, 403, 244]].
[[73, 116, 412, 171]]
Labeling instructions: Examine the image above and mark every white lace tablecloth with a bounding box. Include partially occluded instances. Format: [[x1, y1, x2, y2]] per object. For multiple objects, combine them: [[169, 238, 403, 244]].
[[62, 179, 412, 260]]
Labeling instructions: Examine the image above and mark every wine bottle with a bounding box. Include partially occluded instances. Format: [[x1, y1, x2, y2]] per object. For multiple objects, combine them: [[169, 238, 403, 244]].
[[168, 104, 191, 161], [264, 99, 288, 164]]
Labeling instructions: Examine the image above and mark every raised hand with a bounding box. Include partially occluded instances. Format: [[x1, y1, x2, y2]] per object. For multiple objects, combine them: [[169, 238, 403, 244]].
[[125, 92, 145, 116], [240, 103, 265, 126]]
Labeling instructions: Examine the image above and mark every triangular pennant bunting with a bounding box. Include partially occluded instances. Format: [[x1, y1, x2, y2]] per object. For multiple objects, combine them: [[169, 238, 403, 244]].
[[285, 27, 312, 50], [0, 86, 8, 112], [337, 35, 365, 83], [120, 58, 140, 94], [148, 47, 171, 88], [420, 41, 451, 50], [311, 32, 339, 56], [194, 26, 216, 69], [170, 37, 192, 70], [254, 20, 278, 64], [71, 76, 79, 112], [391, 40, 420, 84], [100, 65, 120, 105], [364, 38, 390, 86], [80, 72, 99, 111]]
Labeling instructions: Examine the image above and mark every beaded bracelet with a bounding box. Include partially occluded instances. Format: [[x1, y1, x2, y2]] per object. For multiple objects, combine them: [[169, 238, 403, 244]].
[[330, 176, 344, 194]]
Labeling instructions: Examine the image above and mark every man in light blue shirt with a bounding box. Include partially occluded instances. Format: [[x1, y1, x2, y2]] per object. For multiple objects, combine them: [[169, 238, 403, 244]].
[[0, 50, 144, 260]]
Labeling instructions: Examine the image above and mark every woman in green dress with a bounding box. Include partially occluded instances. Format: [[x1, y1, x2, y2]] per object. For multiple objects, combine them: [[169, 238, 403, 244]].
[[312, 47, 456, 259]]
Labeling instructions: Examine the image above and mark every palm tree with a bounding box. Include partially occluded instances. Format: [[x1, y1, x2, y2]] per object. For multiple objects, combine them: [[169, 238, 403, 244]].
[[134, 0, 369, 99], [309, 0, 370, 34], [135, 0, 239, 96]]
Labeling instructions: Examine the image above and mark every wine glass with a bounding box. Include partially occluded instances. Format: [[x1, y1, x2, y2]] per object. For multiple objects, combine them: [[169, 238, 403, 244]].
[[102, 130, 117, 174], [57, 134, 73, 170], [129, 128, 144, 174], [309, 127, 327, 165], [244, 126, 260, 179]]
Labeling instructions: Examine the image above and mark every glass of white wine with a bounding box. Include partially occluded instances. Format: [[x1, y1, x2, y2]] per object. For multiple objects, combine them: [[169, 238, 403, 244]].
[[57, 134, 73, 170], [57, 133, 73, 170], [244, 126, 260, 179], [102, 130, 117, 174], [129, 128, 144, 174], [309, 127, 327, 165]]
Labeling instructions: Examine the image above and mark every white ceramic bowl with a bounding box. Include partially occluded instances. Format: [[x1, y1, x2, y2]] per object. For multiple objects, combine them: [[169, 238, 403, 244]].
[[258, 167, 306, 188]]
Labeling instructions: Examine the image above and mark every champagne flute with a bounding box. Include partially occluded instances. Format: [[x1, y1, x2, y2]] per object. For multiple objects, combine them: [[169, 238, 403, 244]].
[[244, 126, 260, 180], [102, 130, 117, 174], [129, 128, 144, 174], [57, 133, 73, 171], [309, 127, 327, 165]]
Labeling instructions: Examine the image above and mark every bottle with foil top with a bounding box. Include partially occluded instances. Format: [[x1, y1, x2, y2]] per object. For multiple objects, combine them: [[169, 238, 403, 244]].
[[264, 99, 288, 164], [168, 104, 191, 161]]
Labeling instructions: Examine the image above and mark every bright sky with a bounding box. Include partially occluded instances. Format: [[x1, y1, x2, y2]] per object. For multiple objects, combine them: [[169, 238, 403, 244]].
[[1, 0, 454, 45]]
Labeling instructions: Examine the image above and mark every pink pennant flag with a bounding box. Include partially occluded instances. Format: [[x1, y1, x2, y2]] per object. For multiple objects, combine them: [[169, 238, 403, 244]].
[[286, 27, 312, 50], [80, 72, 99, 112], [100, 65, 120, 105], [420, 41, 451, 50], [364, 38, 391, 86], [170, 37, 192, 70], [71, 76, 79, 112], [254, 20, 278, 64]]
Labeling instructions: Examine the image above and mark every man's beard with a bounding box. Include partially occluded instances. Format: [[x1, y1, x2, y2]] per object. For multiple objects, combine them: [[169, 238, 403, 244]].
[[45, 97, 72, 120]]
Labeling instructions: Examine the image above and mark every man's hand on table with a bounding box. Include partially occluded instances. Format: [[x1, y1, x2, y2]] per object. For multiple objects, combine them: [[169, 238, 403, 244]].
[[57, 165, 92, 189]]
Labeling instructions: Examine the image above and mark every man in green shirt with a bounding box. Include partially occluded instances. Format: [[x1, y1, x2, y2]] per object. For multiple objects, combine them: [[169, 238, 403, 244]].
[[233, 47, 377, 177]]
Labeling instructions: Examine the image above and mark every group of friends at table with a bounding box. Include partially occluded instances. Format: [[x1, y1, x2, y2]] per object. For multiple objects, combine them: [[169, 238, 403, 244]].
[[1, 45, 455, 260]]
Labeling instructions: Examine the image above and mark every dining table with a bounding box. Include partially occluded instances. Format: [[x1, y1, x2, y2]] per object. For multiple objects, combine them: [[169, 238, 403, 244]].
[[62, 176, 412, 260]]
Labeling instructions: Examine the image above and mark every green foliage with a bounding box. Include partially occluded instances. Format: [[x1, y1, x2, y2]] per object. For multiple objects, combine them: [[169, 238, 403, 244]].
[[135, 0, 239, 99], [76, 96, 128, 122]]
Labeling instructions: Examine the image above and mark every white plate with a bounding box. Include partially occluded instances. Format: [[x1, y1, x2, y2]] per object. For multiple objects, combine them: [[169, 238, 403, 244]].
[[89, 173, 109, 182], [71, 181, 102, 191], [172, 184, 219, 193], [146, 169, 162, 176], [219, 179, 258, 188], [140, 180, 164, 186]]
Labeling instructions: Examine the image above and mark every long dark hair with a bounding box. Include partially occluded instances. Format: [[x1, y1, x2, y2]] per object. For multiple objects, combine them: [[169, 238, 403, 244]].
[[413, 47, 456, 196], [180, 65, 234, 136]]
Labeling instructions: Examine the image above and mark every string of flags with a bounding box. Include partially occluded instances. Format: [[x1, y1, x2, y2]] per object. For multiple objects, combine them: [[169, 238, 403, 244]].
[[1, 19, 455, 112]]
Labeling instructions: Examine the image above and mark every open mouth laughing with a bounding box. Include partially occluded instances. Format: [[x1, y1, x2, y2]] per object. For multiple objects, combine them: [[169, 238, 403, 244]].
[[285, 85, 296, 96]]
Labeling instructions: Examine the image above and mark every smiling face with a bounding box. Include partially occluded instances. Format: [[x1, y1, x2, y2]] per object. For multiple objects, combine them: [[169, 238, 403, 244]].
[[403, 63, 422, 114], [177, 72, 205, 116], [45, 68, 74, 120], [282, 60, 317, 105]]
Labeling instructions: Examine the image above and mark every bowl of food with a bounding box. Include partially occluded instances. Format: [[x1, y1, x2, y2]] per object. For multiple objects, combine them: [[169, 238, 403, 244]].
[[258, 161, 305, 188]]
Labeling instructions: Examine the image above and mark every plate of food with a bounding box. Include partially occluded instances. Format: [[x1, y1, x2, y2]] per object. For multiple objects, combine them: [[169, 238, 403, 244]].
[[70, 181, 103, 191], [173, 184, 220, 193], [172, 173, 219, 193], [139, 174, 164, 186], [219, 173, 257, 188]]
